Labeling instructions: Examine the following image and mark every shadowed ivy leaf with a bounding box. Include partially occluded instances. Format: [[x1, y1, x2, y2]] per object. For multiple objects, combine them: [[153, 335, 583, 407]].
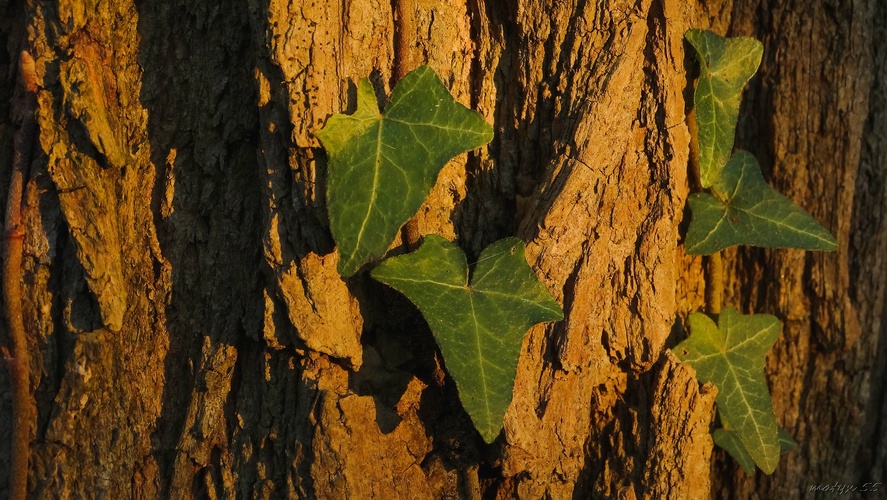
[[686, 29, 763, 187], [316, 66, 493, 276], [685, 151, 838, 254], [777, 428, 800, 453], [713, 428, 757, 474], [674, 308, 781, 473], [371, 235, 563, 442], [714, 414, 800, 474]]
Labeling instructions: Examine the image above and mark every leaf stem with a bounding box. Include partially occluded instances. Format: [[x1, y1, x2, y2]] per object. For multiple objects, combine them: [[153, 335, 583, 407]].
[[3, 49, 38, 500], [391, 0, 413, 83], [401, 219, 421, 251], [706, 251, 724, 315], [462, 466, 481, 500], [392, 0, 422, 251]]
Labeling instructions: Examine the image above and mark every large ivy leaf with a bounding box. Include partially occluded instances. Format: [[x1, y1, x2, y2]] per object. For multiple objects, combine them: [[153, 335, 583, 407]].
[[371, 235, 563, 442], [712, 428, 757, 474], [673, 308, 781, 473], [685, 151, 838, 254], [316, 66, 493, 276], [686, 29, 762, 187], [714, 413, 800, 474]]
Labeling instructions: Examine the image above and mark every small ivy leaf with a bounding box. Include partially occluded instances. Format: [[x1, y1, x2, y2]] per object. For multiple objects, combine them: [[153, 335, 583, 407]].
[[778, 428, 800, 453], [316, 66, 493, 276], [686, 29, 763, 187], [674, 308, 781, 473], [371, 235, 563, 442], [685, 151, 838, 254]]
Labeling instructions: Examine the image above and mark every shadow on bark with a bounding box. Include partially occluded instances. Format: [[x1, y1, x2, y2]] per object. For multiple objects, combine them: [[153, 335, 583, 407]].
[[136, 0, 264, 494]]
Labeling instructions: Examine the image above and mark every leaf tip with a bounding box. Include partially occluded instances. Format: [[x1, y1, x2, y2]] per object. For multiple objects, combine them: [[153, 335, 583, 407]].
[[478, 425, 502, 444], [817, 233, 839, 252], [337, 253, 362, 278]]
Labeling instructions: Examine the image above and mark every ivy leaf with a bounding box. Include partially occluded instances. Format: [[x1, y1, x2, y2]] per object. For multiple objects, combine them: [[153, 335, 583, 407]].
[[371, 235, 563, 442], [714, 414, 799, 474], [777, 428, 800, 453], [686, 29, 763, 187], [674, 308, 781, 473], [685, 151, 838, 254], [316, 66, 493, 276], [712, 428, 757, 474]]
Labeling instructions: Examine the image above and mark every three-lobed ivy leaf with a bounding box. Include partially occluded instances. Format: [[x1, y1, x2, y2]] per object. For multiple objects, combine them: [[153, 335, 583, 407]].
[[686, 29, 763, 187], [316, 66, 494, 276], [674, 308, 781, 474], [685, 151, 838, 254], [371, 235, 563, 442]]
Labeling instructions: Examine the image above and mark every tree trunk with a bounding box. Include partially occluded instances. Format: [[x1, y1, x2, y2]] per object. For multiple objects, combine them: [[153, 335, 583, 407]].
[[0, 0, 883, 498]]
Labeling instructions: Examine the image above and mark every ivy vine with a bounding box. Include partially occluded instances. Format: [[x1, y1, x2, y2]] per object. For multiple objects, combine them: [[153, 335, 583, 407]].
[[315, 32, 836, 465], [675, 29, 837, 474], [316, 66, 562, 442]]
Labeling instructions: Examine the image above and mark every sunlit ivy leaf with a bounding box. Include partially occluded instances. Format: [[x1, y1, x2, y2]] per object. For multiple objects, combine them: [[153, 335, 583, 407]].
[[686, 29, 763, 187], [371, 235, 563, 442], [685, 151, 838, 254], [714, 413, 799, 474], [674, 308, 781, 473], [316, 66, 493, 276]]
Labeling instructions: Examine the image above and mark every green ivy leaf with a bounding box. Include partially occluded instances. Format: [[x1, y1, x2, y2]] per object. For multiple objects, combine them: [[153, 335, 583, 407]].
[[712, 428, 757, 474], [371, 235, 563, 442], [674, 308, 781, 473], [316, 66, 493, 276], [686, 29, 763, 187], [777, 428, 800, 453], [714, 414, 799, 474], [685, 151, 838, 254]]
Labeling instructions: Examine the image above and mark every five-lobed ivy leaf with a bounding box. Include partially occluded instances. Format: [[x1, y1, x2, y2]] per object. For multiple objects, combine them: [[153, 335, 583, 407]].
[[674, 308, 781, 474], [316, 66, 493, 277], [686, 29, 763, 188], [371, 235, 563, 442], [685, 151, 838, 254]]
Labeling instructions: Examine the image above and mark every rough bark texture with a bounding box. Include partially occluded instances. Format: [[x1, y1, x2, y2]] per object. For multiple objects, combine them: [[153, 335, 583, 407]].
[[716, 0, 887, 497], [0, 0, 883, 498]]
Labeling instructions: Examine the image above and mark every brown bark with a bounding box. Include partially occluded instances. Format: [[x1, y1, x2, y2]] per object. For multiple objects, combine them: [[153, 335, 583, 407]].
[[715, 0, 887, 497], [0, 0, 882, 498], [3, 47, 38, 500]]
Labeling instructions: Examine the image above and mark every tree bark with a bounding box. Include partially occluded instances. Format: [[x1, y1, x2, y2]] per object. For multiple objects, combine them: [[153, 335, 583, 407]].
[[716, 0, 887, 497], [0, 0, 883, 498]]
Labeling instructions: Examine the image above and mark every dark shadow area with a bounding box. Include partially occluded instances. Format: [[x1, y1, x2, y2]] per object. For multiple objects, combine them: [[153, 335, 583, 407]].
[[664, 314, 687, 350], [224, 329, 317, 498], [851, 0, 887, 472], [136, 0, 264, 494], [251, 44, 335, 261], [347, 270, 439, 433], [570, 354, 657, 500], [452, 0, 520, 259], [680, 35, 701, 189], [347, 249, 487, 483]]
